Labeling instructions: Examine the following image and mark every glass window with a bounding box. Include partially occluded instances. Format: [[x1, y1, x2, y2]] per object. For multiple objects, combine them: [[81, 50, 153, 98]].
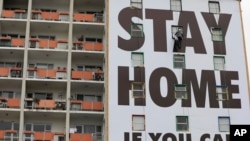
[[216, 85, 228, 101], [132, 115, 145, 131], [211, 27, 223, 41], [84, 125, 95, 133], [33, 124, 44, 131], [173, 54, 185, 69], [0, 122, 12, 130], [171, 0, 182, 11], [131, 24, 144, 38], [214, 56, 225, 70], [175, 84, 187, 99], [131, 0, 142, 9], [132, 52, 144, 67], [132, 82, 145, 98], [209, 1, 220, 14], [176, 116, 189, 131], [25, 124, 32, 131], [76, 126, 82, 133], [218, 117, 230, 132]]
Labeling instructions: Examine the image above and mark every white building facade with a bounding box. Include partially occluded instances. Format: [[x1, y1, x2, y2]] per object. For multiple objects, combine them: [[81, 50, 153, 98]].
[[108, 0, 250, 141], [0, 0, 249, 141]]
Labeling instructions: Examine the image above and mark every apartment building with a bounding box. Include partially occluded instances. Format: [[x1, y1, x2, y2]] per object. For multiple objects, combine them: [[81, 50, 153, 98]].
[[0, 0, 249, 141], [0, 0, 105, 141]]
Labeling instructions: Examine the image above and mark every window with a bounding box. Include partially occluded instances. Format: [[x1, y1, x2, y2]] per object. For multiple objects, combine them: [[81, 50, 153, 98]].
[[173, 54, 185, 69], [131, 0, 142, 9], [171, 0, 182, 11], [132, 115, 145, 131], [218, 117, 230, 132], [132, 82, 145, 98], [214, 56, 225, 70], [75, 125, 102, 133], [131, 24, 144, 37], [33, 124, 51, 131], [76, 94, 102, 102], [175, 84, 187, 99], [34, 92, 53, 100], [176, 116, 189, 131], [25, 123, 51, 131], [216, 85, 228, 101], [209, 1, 220, 14], [211, 27, 223, 41], [132, 52, 144, 67]]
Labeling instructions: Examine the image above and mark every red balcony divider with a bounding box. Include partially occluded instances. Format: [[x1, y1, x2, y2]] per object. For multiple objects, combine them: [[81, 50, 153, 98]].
[[0, 67, 10, 77], [0, 130, 4, 139], [2, 10, 15, 18], [73, 13, 84, 21], [37, 69, 56, 78], [39, 40, 58, 49], [11, 38, 25, 47], [71, 71, 93, 80], [82, 71, 93, 80], [82, 101, 92, 110], [73, 13, 94, 22], [83, 42, 103, 51], [34, 132, 54, 141], [36, 100, 56, 109], [37, 69, 47, 78], [93, 102, 103, 111], [70, 133, 92, 141], [41, 12, 51, 20], [7, 98, 20, 108], [51, 12, 59, 20], [83, 14, 94, 22]]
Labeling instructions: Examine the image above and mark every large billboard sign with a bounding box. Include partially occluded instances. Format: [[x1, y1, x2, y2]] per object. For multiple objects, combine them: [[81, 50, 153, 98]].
[[108, 0, 250, 141]]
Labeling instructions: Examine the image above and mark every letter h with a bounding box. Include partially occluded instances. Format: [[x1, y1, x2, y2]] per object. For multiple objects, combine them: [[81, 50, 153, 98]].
[[118, 66, 146, 106]]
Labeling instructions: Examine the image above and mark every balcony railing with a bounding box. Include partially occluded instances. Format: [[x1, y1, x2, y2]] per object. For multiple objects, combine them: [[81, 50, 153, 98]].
[[25, 98, 66, 110], [0, 130, 19, 140], [70, 133, 102, 141], [0, 97, 20, 108], [71, 70, 104, 81], [71, 100, 103, 111], [73, 13, 103, 23], [0, 36, 25, 47], [29, 38, 68, 49], [27, 67, 67, 79], [31, 10, 69, 21], [0, 67, 22, 78], [2, 9, 27, 19], [72, 41, 103, 51], [24, 131, 64, 141]]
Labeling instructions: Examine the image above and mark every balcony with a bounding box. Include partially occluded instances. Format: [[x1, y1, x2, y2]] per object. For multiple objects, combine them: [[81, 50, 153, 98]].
[[29, 38, 68, 50], [27, 67, 67, 80], [0, 130, 19, 140], [24, 131, 65, 141], [71, 100, 103, 111], [0, 36, 25, 48], [0, 97, 20, 108], [71, 70, 104, 81], [1, 9, 27, 19], [0, 67, 22, 78], [70, 133, 102, 141], [31, 10, 69, 21], [72, 41, 103, 51]]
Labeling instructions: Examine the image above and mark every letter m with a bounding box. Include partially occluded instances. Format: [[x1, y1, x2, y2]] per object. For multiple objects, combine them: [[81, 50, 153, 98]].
[[118, 66, 145, 106]]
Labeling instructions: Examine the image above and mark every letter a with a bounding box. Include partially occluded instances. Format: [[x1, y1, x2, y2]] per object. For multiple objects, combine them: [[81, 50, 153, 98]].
[[234, 129, 241, 136]]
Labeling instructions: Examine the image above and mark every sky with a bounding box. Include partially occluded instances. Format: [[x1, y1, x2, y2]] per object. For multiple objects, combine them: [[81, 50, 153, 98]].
[[241, 0, 250, 75]]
